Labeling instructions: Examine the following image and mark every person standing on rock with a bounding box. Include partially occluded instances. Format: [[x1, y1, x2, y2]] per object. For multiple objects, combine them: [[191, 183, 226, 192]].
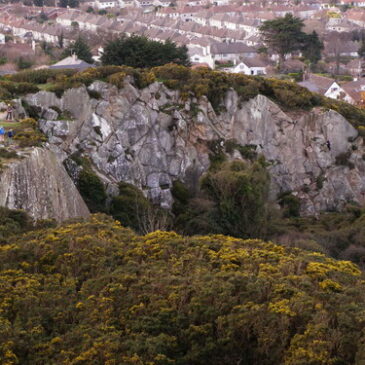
[[6, 104, 13, 121]]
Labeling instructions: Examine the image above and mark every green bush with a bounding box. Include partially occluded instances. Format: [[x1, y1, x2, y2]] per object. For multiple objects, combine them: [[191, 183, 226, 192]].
[[0, 148, 18, 159], [87, 89, 102, 99], [335, 151, 354, 169], [7, 69, 76, 84], [107, 72, 126, 89], [278, 191, 301, 217], [0, 206, 32, 241], [13, 118, 46, 147], [69, 154, 107, 213], [0, 81, 39, 96], [1, 215, 365, 364], [110, 182, 150, 232], [47, 81, 82, 98], [22, 99, 42, 119], [201, 159, 270, 238]]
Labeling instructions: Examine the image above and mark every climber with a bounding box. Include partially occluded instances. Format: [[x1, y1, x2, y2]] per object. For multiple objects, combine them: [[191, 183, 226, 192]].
[[7, 129, 14, 145], [5, 104, 13, 121], [326, 140, 331, 151]]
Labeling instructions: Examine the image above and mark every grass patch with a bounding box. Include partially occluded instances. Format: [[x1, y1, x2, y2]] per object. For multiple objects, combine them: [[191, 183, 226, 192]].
[[0, 121, 22, 128]]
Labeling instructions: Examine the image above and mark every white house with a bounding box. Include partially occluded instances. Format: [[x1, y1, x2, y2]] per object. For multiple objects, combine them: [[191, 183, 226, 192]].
[[227, 59, 267, 75], [188, 45, 214, 68], [299, 74, 355, 104], [94, 0, 118, 8]]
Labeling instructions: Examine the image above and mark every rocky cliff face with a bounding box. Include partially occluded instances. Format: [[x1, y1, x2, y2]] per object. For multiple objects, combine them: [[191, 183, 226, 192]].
[[0, 147, 90, 221], [25, 80, 365, 215]]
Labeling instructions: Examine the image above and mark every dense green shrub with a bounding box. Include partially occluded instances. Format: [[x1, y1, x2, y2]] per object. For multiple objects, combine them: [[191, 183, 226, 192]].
[[7, 68, 76, 84], [0, 86, 11, 100], [21, 99, 42, 119], [278, 191, 301, 217], [1, 214, 365, 364], [0, 148, 18, 159], [0, 81, 39, 96], [107, 71, 126, 88], [201, 159, 270, 238], [110, 182, 150, 232], [335, 151, 354, 169], [69, 154, 107, 213], [110, 182, 171, 234], [0, 206, 32, 241], [47, 80, 82, 98], [86, 89, 102, 99], [13, 118, 47, 147]]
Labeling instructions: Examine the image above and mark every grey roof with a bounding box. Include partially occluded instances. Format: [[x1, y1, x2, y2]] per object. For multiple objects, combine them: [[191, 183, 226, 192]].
[[211, 42, 256, 55], [49, 55, 94, 70]]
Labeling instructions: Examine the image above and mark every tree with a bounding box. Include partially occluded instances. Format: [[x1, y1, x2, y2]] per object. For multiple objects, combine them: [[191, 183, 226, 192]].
[[359, 39, 365, 59], [62, 37, 93, 64], [68, 0, 79, 8], [59, 0, 68, 7], [302, 31, 323, 66], [260, 13, 306, 69], [33, 0, 44, 6], [58, 32, 64, 49], [201, 159, 270, 239], [101, 35, 190, 68]]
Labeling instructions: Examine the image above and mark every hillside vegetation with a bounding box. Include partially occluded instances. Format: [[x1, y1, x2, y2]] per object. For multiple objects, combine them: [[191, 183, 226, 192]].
[[3, 65, 365, 131], [0, 213, 365, 365]]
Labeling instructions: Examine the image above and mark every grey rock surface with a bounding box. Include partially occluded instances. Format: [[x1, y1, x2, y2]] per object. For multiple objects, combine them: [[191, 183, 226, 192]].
[[26, 81, 365, 214], [0, 147, 90, 221]]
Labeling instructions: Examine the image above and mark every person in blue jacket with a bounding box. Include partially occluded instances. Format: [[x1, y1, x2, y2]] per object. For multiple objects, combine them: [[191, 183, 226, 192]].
[[0, 126, 5, 143]]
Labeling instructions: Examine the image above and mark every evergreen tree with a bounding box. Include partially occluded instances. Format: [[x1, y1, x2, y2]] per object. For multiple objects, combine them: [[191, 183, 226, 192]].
[[260, 13, 306, 69], [58, 32, 64, 49], [68, 0, 79, 8], [101, 35, 190, 68], [302, 31, 323, 65], [62, 37, 93, 64]]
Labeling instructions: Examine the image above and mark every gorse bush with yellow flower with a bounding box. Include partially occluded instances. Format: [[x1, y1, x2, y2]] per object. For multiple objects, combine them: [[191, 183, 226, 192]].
[[1, 213, 365, 364], [2, 64, 365, 130]]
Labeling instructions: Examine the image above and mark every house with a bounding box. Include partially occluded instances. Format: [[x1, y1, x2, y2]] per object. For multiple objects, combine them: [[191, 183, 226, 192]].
[[342, 78, 365, 104], [93, 0, 119, 8], [299, 73, 355, 104], [281, 59, 306, 73], [346, 58, 363, 77], [340, 0, 365, 7], [227, 58, 267, 75], [188, 45, 214, 68], [0, 43, 34, 62], [324, 39, 359, 58], [211, 42, 257, 63], [326, 18, 356, 32], [346, 8, 365, 26], [49, 54, 94, 71]]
